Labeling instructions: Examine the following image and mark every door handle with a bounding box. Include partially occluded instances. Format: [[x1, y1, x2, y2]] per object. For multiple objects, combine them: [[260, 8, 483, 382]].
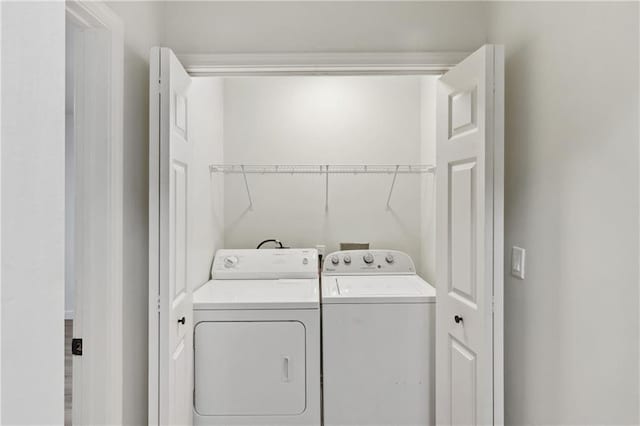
[[282, 356, 291, 382], [177, 316, 186, 325], [454, 315, 464, 324]]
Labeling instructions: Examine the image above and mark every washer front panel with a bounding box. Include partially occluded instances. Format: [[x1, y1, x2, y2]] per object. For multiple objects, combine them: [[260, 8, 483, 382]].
[[322, 302, 435, 425]]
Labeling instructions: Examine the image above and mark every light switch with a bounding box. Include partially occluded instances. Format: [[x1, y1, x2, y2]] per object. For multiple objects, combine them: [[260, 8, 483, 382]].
[[511, 246, 526, 280]]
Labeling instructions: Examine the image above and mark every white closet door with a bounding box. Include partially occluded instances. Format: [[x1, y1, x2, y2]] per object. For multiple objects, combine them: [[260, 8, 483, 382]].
[[149, 47, 194, 426], [435, 44, 504, 426]]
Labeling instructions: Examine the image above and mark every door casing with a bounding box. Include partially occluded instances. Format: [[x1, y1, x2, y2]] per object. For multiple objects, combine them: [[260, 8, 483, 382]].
[[65, 1, 124, 424], [148, 47, 504, 425]]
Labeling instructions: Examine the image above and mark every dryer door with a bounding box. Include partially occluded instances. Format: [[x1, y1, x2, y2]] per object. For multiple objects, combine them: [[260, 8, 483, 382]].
[[194, 321, 307, 416]]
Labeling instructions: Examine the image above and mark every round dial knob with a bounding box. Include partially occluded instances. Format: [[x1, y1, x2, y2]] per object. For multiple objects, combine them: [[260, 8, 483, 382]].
[[330, 255, 340, 265], [223, 256, 238, 268], [385, 254, 395, 264], [363, 253, 374, 264], [343, 255, 352, 264]]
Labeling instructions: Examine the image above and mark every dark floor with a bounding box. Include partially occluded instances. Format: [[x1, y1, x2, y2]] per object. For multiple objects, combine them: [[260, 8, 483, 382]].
[[65, 319, 73, 426]]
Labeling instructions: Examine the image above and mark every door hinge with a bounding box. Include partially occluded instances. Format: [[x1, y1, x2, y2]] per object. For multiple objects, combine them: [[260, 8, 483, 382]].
[[71, 338, 83, 356], [157, 296, 161, 313]]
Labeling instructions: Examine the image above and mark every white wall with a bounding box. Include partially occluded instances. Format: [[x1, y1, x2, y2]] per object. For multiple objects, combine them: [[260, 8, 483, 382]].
[[488, 2, 639, 424], [191, 77, 225, 286], [419, 76, 438, 284], [162, 1, 488, 54], [1, 2, 65, 424], [101, 2, 164, 424], [222, 76, 428, 266]]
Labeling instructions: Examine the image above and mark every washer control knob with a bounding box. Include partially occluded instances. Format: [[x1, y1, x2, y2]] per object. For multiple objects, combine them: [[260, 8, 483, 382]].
[[330, 255, 340, 265], [224, 256, 238, 268], [385, 254, 395, 264], [343, 255, 352, 264], [363, 253, 375, 264]]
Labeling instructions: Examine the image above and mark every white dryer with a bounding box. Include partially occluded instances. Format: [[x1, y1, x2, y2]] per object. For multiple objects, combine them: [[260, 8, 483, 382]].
[[321, 250, 436, 426], [193, 249, 321, 426]]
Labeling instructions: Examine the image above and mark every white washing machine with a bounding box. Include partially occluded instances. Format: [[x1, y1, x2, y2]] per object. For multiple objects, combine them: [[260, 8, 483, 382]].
[[193, 249, 321, 426], [321, 250, 436, 426]]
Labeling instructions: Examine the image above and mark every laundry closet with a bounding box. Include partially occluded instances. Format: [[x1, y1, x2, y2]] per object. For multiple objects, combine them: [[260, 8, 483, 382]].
[[184, 73, 438, 278], [149, 46, 504, 426]]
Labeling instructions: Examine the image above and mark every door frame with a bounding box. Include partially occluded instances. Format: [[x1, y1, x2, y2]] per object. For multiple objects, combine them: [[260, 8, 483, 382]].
[[178, 51, 468, 76], [151, 48, 503, 424], [65, 1, 124, 424]]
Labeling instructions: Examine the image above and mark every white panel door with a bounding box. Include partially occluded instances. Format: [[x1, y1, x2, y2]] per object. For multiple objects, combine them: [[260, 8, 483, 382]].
[[149, 47, 194, 426], [436, 45, 504, 426]]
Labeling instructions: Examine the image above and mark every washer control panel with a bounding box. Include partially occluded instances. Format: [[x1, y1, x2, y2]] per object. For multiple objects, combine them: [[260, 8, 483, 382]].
[[322, 250, 415, 275]]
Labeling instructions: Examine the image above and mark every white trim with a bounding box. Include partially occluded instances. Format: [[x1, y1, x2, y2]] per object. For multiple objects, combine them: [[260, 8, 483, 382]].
[[0, 2, 3, 419], [65, 2, 123, 425], [66, 1, 122, 30], [178, 51, 469, 76], [148, 46, 161, 426], [492, 44, 505, 426]]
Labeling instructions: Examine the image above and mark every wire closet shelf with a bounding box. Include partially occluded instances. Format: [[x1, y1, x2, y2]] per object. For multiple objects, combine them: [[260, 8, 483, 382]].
[[208, 164, 436, 211], [208, 164, 436, 175]]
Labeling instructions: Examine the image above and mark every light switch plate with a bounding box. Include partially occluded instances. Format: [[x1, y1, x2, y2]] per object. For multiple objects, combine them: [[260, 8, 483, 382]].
[[511, 246, 526, 280]]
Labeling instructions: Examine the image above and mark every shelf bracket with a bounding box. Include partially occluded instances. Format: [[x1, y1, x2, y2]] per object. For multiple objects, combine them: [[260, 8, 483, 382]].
[[324, 165, 329, 211], [386, 165, 400, 210], [241, 165, 253, 210]]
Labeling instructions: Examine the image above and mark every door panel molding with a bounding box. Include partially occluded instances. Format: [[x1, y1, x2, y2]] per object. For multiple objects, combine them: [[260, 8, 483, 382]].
[[149, 47, 194, 426], [436, 44, 504, 426]]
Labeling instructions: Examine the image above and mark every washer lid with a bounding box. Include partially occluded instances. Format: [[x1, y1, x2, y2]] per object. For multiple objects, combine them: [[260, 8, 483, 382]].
[[193, 278, 319, 310], [322, 275, 435, 304]]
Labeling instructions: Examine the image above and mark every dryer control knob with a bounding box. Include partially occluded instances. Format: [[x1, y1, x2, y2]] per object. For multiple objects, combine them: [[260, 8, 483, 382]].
[[385, 254, 395, 264], [224, 256, 238, 268], [363, 253, 374, 264], [343, 255, 352, 264], [330, 255, 340, 265]]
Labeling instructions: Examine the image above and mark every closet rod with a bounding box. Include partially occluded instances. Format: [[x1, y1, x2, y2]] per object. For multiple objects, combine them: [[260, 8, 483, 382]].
[[209, 164, 436, 174]]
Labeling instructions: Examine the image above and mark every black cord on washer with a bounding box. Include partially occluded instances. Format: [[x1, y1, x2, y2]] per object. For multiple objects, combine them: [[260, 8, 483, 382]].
[[256, 239, 285, 249]]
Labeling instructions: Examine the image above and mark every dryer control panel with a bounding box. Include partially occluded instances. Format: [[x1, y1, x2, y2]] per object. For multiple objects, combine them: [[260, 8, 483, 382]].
[[322, 250, 416, 275], [212, 249, 318, 280]]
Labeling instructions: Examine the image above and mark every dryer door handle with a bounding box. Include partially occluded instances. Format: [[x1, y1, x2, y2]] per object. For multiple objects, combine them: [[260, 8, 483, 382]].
[[282, 356, 291, 382]]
